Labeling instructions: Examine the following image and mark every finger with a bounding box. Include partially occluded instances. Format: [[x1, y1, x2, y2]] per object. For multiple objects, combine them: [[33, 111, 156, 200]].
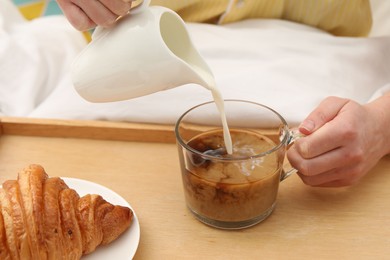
[[57, 0, 96, 31], [294, 104, 365, 159], [294, 121, 345, 159], [297, 165, 358, 187], [296, 151, 371, 187], [299, 96, 349, 135], [318, 156, 382, 187], [99, 0, 133, 16], [288, 145, 352, 177], [297, 171, 340, 187], [298, 169, 360, 188], [73, 0, 118, 28]]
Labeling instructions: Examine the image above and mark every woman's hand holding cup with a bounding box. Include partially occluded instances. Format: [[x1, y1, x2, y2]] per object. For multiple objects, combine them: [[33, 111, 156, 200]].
[[287, 95, 390, 187]]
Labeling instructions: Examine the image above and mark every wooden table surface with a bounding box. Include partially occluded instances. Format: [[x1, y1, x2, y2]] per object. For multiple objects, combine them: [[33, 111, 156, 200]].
[[1, 117, 389, 260]]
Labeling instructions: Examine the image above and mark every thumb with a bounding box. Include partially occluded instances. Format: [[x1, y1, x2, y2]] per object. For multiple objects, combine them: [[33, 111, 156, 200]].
[[299, 96, 349, 135]]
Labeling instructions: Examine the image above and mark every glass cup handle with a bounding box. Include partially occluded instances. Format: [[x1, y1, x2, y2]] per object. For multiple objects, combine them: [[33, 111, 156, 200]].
[[280, 128, 305, 181]]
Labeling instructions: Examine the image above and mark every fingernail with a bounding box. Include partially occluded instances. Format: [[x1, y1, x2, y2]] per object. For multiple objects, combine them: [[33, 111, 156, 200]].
[[299, 120, 315, 134]]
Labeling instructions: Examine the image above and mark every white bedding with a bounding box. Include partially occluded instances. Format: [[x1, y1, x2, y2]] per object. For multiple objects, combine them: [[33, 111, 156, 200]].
[[1, 0, 389, 126]]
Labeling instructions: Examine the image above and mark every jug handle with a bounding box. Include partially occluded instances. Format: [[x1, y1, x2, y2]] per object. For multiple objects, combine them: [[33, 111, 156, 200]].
[[131, 0, 151, 14], [92, 0, 151, 40]]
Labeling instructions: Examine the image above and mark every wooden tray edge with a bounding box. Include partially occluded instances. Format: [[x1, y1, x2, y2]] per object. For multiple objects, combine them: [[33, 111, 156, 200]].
[[0, 117, 176, 143]]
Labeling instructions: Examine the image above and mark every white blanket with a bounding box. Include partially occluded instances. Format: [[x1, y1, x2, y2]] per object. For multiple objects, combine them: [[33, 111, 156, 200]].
[[1, 0, 390, 126]]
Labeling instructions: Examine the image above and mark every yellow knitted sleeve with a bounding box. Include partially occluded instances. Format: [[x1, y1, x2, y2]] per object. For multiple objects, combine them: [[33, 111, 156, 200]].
[[151, 0, 372, 37], [13, 0, 372, 37]]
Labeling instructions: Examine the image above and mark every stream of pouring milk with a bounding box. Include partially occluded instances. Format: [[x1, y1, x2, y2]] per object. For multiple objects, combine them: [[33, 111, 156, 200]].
[[193, 67, 233, 155], [210, 87, 233, 155]]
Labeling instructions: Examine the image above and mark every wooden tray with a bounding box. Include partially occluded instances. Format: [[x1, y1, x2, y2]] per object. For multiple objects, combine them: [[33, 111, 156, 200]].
[[1, 117, 390, 259]]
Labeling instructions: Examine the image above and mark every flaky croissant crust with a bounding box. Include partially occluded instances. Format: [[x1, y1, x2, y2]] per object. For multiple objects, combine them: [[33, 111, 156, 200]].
[[0, 164, 133, 260]]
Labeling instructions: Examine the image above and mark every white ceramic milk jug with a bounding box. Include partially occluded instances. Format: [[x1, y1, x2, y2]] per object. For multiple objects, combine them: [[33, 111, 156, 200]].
[[72, 0, 215, 103]]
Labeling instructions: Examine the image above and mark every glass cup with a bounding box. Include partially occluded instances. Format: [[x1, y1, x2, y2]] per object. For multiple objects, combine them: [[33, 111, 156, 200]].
[[175, 100, 300, 229]]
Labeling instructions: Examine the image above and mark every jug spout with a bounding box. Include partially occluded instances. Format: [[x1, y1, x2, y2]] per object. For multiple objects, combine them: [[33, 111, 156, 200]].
[[177, 57, 216, 90], [159, 10, 216, 90]]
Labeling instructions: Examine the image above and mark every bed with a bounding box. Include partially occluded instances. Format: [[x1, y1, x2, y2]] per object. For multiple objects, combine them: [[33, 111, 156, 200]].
[[1, 0, 389, 127]]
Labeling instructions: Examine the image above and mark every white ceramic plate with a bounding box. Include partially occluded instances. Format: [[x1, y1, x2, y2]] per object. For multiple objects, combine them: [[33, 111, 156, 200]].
[[0, 178, 140, 259], [63, 177, 140, 260]]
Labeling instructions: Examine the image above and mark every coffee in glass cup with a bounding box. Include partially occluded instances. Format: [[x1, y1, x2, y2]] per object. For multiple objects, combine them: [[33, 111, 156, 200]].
[[175, 100, 299, 229]]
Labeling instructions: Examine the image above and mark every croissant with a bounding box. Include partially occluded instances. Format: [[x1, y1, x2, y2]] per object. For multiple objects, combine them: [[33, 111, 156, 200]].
[[0, 164, 133, 260]]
